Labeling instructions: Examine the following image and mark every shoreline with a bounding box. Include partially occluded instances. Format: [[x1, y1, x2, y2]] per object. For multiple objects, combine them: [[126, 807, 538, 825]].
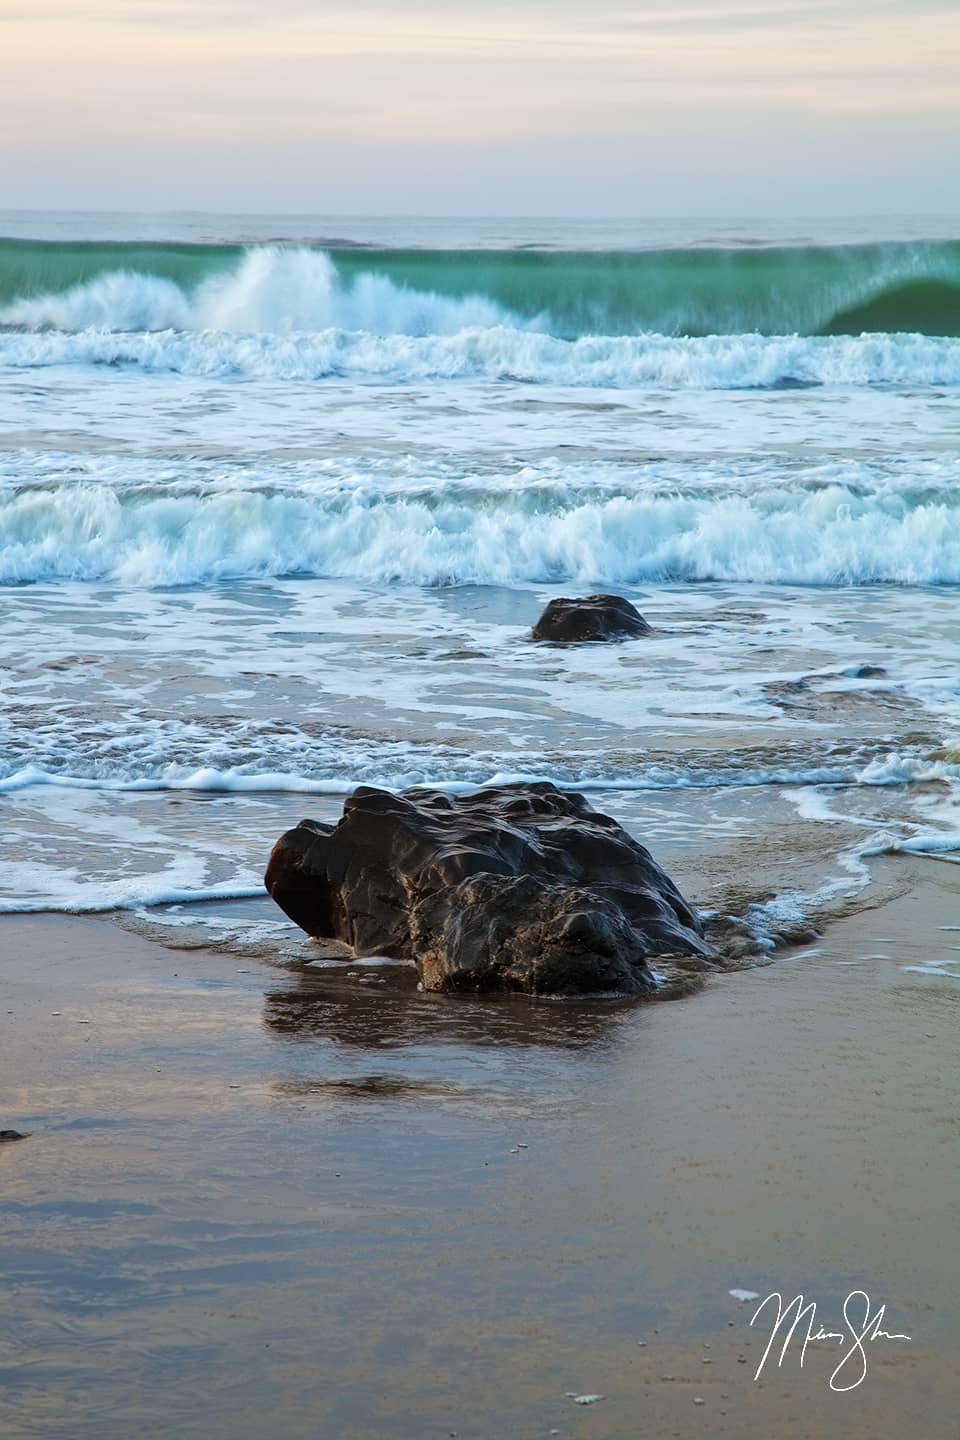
[[2, 854, 957, 1438]]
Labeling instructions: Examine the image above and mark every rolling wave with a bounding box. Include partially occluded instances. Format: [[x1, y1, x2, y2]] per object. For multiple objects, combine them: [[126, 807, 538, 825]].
[[0, 248, 515, 336], [1, 238, 959, 338], [2, 326, 959, 388], [3, 478, 959, 585]]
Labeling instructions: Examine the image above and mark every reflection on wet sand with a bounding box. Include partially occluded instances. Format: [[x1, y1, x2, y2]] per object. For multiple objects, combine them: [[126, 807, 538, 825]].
[[262, 961, 635, 1052], [2, 879, 959, 1440]]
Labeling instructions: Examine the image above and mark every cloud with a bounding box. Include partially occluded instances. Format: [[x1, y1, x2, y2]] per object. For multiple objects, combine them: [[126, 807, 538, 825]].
[[4, 0, 958, 25], [2, 0, 957, 213]]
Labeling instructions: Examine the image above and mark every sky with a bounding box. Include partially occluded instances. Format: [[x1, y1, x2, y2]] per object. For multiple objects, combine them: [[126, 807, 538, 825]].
[[2, 0, 958, 215]]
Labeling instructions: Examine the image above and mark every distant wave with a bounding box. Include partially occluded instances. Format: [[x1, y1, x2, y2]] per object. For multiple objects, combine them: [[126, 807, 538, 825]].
[[3, 478, 960, 584], [0, 248, 518, 336], [2, 239, 960, 339]]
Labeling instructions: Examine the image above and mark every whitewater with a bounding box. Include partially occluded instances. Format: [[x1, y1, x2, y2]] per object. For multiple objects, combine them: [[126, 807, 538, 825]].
[[3, 241, 960, 387], [1, 213, 959, 950], [3, 454, 960, 587]]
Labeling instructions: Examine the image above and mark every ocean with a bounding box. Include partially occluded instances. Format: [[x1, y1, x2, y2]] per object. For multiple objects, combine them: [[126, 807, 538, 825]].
[[1, 212, 958, 970]]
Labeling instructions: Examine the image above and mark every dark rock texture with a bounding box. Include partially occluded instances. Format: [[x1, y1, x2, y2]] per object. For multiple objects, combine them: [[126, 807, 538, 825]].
[[264, 782, 712, 996], [531, 594, 652, 643], [0, 1130, 28, 1142], [845, 664, 887, 679]]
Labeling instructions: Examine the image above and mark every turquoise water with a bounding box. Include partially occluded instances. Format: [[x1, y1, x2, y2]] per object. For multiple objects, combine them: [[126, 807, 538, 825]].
[[2, 234, 959, 336]]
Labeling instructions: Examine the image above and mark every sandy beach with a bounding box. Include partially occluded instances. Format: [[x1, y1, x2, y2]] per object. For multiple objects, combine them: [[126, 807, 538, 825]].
[[2, 854, 957, 1440], [3, 0, 960, 1426]]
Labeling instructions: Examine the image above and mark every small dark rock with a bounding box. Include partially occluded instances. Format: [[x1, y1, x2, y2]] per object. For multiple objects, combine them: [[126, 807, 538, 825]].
[[531, 594, 652, 643], [0, 1130, 28, 1142], [845, 664, 887, 679], [264, 782, 711, 996]]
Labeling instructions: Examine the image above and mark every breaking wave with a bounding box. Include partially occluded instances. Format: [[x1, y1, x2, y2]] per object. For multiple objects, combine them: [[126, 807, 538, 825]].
[[2, 325, 959, 389], [2, 237, 960, 337], [0, 247, 517, 336], [3, 477, 960, 584], [3, 243, 959, 388]]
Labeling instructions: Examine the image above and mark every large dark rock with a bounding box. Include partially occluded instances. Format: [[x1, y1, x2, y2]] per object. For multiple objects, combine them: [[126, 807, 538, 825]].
[[264, 782, 712, 996], [531, 594, 652, 643]]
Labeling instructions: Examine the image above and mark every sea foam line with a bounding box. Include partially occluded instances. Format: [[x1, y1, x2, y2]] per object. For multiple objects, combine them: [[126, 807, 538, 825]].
[[1, 754, 957, 796], [0, 883, 267, 916], [2, 326, 960, 389]]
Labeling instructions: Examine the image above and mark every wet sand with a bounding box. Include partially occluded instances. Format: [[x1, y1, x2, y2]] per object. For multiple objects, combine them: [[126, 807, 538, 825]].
[[2, 857, 958, 1440]]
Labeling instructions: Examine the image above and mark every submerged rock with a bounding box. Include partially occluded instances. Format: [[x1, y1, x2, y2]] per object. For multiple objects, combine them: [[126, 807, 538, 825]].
[[531, 594, 652, 643], [0, 1130, 28, 1142], [264, 782, 712, 996]]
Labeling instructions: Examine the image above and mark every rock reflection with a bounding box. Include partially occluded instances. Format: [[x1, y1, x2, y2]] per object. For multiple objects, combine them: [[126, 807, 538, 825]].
[[262, 963, 632, 1051], [270, 1075, 477, 1101]]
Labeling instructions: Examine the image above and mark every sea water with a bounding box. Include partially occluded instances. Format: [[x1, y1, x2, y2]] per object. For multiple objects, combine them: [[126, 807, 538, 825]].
[[1, 213, 958, 956]]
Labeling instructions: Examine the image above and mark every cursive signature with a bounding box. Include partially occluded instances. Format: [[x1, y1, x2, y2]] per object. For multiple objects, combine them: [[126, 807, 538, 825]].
[[749, 1291, 911, 1391]]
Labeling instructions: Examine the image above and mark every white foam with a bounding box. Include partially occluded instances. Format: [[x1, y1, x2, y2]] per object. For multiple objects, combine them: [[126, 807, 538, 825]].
[[0, 248, 520, 337], [3, 246, 959, 392], [2, 758, 952, 798], [861, 829, 960, 857], [0, 881, 265, 915], [2, 323, 959, 390], [3, 478, 960, 585], [855, 754, 960, 787]]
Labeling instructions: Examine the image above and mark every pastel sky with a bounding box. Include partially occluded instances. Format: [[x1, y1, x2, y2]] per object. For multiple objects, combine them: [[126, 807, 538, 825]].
[[2, 0, 958, 214]]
